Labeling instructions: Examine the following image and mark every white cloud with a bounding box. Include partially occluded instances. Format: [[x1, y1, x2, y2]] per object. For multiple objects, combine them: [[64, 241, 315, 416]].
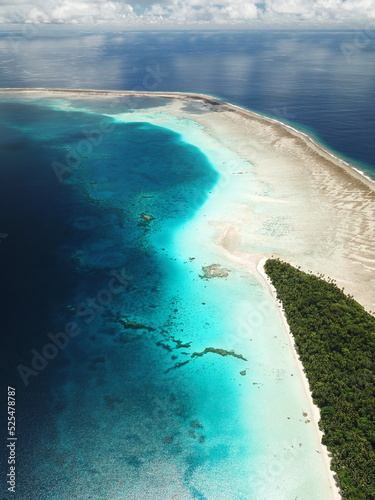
[[0, 0, 374, 26], [0, 1, 138, 24], [146, 0, 259, 23], [263, 0, 375, 24]]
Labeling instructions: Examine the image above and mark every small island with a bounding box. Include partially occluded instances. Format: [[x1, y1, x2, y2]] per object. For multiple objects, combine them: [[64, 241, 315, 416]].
[[264, 258, 375, 500]]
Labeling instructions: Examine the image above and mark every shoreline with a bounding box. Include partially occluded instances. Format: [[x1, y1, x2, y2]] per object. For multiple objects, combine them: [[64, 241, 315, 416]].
[[0, 87, 374, 188], [256, 257, 342, 500], [216, 246, 342, 499]]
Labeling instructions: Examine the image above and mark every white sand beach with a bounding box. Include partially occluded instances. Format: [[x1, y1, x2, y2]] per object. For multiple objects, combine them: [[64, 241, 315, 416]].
[[257, 257, 341, 500], [2, 88, 374, 499]]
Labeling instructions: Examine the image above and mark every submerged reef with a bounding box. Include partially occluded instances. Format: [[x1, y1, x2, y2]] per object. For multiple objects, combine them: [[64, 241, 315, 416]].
[[141, 213, 155, 221], [119, 319, 155, 331], [200, 264, 230, 279], [191, 347, 247, 361]]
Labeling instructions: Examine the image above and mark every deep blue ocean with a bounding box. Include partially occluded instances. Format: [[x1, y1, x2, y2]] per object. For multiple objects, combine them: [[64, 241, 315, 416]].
[[1, 29, 375, 173], [0, 30, 374, 499]]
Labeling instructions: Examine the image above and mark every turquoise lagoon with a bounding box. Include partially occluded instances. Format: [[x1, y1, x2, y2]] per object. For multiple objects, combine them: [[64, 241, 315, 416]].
[[0, 95, 333, 499]]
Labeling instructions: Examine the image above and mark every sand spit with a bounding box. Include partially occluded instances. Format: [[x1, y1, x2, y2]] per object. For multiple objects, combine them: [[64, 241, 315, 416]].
[[201, 107, 374, 310]]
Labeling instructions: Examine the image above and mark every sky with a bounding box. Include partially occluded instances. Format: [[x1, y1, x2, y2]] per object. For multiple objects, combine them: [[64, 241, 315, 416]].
[[0, 0, 374, 28]]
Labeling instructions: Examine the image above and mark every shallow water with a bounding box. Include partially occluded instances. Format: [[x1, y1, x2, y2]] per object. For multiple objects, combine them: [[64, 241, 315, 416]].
[[0, 95, 334, 499]]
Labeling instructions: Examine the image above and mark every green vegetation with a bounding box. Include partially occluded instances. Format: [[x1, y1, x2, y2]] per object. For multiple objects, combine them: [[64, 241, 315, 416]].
[[264, 259, 375, 500]]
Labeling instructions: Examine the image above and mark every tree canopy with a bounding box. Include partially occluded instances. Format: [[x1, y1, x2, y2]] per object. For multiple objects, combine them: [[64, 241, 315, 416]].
[[264, 259, 375, 500]]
